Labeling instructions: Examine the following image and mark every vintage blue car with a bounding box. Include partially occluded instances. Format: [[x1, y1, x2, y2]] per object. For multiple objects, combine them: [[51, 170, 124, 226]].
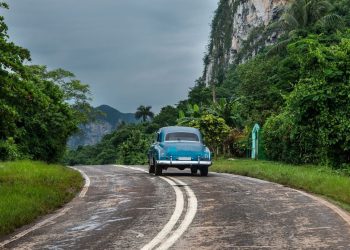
[[148, 126, 212, 176]]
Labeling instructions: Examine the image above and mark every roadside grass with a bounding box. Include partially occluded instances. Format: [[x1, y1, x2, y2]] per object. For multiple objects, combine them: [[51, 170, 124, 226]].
[[211, 159, 350, 212], [0, 160, 83, 236]]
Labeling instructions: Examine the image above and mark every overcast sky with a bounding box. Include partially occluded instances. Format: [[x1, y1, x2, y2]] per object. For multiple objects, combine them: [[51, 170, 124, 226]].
[[3, 0, 218, 113]]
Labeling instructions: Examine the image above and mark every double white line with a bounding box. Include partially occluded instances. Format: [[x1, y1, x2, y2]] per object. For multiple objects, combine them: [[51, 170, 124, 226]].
[[119, 166, 198, 250]]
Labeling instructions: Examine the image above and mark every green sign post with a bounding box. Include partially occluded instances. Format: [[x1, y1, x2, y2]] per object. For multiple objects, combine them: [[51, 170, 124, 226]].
[[251, 123, 260, 159]]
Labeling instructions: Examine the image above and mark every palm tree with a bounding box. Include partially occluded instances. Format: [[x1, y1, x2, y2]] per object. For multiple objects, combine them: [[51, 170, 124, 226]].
[[281, 0, 332, 30], [267, 0, 342, 54], [135, 105, 154, 122]]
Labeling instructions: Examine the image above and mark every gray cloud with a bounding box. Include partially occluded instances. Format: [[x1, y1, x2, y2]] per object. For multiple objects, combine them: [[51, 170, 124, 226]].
[[3, 0, 218, 113]]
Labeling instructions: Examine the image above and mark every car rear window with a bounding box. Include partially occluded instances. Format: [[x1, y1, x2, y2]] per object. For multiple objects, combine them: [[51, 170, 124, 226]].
[[165, 132, 199, 142]]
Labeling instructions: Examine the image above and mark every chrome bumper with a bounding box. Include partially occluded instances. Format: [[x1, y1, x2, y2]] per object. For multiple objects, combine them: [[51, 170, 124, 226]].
[[156, 160, 212, 166]]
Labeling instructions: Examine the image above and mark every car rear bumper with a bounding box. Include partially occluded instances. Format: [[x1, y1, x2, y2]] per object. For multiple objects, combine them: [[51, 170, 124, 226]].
[[156, 160, 212, 166]]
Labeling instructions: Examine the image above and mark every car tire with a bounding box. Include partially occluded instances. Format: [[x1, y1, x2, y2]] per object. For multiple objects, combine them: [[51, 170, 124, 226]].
[[149, 160, 155, 174], [200, 166, 208, 176], [191, 167, 198, 175], [155, 162, 162, 176]]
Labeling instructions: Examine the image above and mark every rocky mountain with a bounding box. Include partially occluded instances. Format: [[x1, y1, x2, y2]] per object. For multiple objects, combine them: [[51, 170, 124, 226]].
[[68, 105, 138, 148], [231, 0, 287, 55], [204, 0, 287, 85]]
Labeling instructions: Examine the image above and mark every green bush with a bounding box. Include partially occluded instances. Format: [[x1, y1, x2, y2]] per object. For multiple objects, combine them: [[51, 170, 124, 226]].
[[0, 138, 21, 161], [188, 114, 230, 154], [263, 32, 350, 167], [117, 130, 152, 165]]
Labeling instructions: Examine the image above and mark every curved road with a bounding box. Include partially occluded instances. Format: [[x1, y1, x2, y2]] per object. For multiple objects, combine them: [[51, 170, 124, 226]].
[[1, 165, 350, 249]]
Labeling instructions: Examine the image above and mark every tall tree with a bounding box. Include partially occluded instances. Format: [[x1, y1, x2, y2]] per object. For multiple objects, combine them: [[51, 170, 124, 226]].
[[0, 3, 93, 161], [152, 105, 178, 128], [32, 66, 94, 124], [281, 0, 333, 29], [0, 2, 31, 159], [135, 105, 154, 122], [268, 0, 341, 54]]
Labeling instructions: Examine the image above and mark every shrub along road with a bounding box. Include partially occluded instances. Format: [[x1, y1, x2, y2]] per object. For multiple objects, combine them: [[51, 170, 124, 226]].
[[1, 165, 350, 249]]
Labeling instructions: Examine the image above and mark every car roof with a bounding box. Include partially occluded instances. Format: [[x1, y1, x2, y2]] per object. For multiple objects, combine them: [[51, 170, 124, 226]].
[[159, 126, 200, 134]]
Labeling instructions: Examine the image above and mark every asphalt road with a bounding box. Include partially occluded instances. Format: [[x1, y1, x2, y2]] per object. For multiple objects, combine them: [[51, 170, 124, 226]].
[[1, 165, 350, 249]]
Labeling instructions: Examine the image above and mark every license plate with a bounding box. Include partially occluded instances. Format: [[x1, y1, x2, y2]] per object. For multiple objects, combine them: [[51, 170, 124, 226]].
[[178, 157, 191, 161]]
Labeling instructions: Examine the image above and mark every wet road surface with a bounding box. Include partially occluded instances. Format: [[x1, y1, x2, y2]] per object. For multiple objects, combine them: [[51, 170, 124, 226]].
[[1, 165, 350, 249]]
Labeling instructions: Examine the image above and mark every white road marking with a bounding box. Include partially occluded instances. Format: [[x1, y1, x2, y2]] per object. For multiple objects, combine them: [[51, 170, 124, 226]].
[[0, 207, 72, 248], [115, 165, 199, 250], [70, 166, 91, 198], [156, 177, 198, 250], [141, 176, 185, 250], [0, 167, 90, 248]]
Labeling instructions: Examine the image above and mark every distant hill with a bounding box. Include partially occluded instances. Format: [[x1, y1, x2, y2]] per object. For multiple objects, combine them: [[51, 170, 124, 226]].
[[96, 104, 137, 125], [68, 105, 138, 148]]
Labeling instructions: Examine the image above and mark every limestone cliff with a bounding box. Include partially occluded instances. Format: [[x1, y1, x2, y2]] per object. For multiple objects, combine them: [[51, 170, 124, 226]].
[[204, 0, 287, 85], [68, 105, 137, 148], [68, 121, 113, 148], [231, 0, 286, 53]]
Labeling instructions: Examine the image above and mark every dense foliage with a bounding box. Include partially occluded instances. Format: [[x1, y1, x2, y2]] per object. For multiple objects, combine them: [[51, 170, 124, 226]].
[[264, 33, 350, 166], [184, 0, 350, 168], [0, 3, 92, 162]]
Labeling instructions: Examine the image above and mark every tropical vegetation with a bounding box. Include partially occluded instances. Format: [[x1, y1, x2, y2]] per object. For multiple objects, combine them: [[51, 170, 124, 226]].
[[0, 3, 90, 237], [135, 105, 154, 122], [0, 3, 94, 163], [62, 0, 350, 173], [184, 0, 350, 170]]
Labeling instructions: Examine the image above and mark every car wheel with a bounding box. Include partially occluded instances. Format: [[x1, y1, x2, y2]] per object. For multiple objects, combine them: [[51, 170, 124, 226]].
[[155, 162, 162, 176], [149, 159, 155, 174], [200, 166, 208, 176], [191, 167, 198, 175]]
